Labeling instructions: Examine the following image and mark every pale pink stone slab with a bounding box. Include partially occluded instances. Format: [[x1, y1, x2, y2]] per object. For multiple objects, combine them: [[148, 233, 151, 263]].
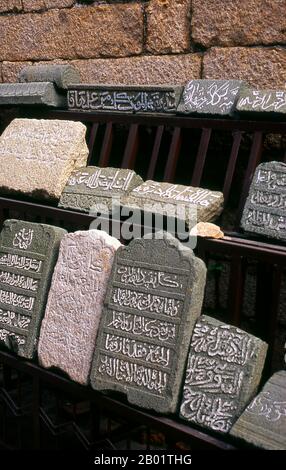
[[38, 229, 121, 384]]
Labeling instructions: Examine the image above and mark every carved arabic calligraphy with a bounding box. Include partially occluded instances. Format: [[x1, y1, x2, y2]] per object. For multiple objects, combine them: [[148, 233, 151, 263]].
[[13, 228, 34, 250], [247, 391, 286, 422], [182, 80, 241, 114], [237, 90, 286, 113], [67, 168, 134, 192]]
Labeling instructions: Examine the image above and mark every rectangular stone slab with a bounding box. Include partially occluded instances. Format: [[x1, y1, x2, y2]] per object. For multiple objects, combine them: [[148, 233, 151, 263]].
[[180, 315, 268, 434], [230, 371, 286, 450], [177, 80, 246, 116], [58, 166, 143, 213], [68, 84, 183, 114], [0, 82, 67, 108], [0, 219, 66, 359], [90, 231, 207, 414], [0, 118, 89, 201], [121, 180, 224, 227], [38, 230, 121, 385], [19, 65, 81, 90], [236, 89, 286, 117], [241, 161, 286, 241]]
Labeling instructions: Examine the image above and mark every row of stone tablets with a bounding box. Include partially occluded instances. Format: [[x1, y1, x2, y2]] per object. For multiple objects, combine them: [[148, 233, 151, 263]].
[[0, 219, 269, 446], [67, 80, 286, 119]]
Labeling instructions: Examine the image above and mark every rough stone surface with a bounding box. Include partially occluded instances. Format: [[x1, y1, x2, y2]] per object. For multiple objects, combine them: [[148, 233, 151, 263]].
[[68, 85, 183, 114], [0, 219, 66, 359], [0, 118, 89, 201], [59, 167, 143, 213], [241, 161, 286, 241], [192, 0, 286, 47], [146, 0, 191, 54], [122, 181, 224, 227], [38, 230, 121, 385], [2, 62, 33, 83], [203, 47, 286, 89], [177, 79, 245, 116], [180, 315, 268, 433], [0, 0, 21, 13], [0, 4, 143, 61], [190, 222, 224, 239], [20, 64, 81, 90], [236, 89, 286, 117], [0, 82, 66, 107], [90, 232, 207, 414], [22, 0, 75, 12], [230, 371, 286, 450], [70, 54, 202, 85]]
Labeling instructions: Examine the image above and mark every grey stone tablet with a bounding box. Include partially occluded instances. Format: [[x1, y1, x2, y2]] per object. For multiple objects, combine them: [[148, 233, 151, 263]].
[[68, 85, 183, 114], [230, 371, 286, 450], [0, 219, 66, 359], [19, 65, 81, 90], [90, 232, 207, 414], [236, 89, 286, 117], [180, 315, 268, 433], [241, 161, 286, 241], [0, 82, 66, 108]]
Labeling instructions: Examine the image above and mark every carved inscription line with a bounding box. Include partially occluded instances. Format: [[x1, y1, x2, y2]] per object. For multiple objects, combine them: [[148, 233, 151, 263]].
[[183, 81, 240, 113], [246, 391, 286, 422], [115, 265, 185, 291], [256, 169, 286, 190], [0, 252, 43, 273], [0, 270, 39, 292], [0, 328, 26, 346], [238, 91, 286, 112], [68, 169, 134, 192], [245, 209, 286, 232], [0, 289, 35, 312]]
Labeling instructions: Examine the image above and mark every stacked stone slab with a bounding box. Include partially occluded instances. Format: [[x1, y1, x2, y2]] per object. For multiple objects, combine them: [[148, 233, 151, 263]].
[[0, 83, 66, 108], [241, 161, 286, 242], [19, 64, 81, 90], [230, 371, 286, 450], [0, 118, 89, 201], [59, 166, 143, 213], [90, 231, 207, 414], [0, 219, 66, 359], [122, 180, 224, 228], [68, 84, 183, 114], [236, 89, 286, 118], [38, 230, 121, 385], [177, 80, 246, 116], [180, 315, 268, 433]]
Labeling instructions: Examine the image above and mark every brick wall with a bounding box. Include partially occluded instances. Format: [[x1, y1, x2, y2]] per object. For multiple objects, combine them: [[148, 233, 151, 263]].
[[0, 0, 285, 88]]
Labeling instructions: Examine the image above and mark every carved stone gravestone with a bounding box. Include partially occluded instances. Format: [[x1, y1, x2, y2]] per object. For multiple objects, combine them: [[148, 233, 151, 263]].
[[68, 85, 183, 114], [230, 370, 286, 450], [19, 65, 81, 90], [90, 232, 207, 413], [122, 180, 224, 227], [58, 166, 143, 213], [180, 315, 268, 433], [177, 80, 245, 116], [0, 118, 89, 201], [0, 219, 66, 359], [0, 83, 66, 108], [241, 161, 286, 241], [236, 89, 286, 117], [38, 230, 121, 385]]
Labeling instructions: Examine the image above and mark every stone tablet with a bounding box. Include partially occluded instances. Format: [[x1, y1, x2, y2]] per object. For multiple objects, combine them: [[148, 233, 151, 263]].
[[230, 371, 286, 450], [122, 180, 224, 227], [58, 166, 143, 213], [19, 65, 81, 90], [0, 118, 89, 201], [241, 161, 286, 241], [236, 89, 286, 117], [0, 83, 66, 108], [0, 219, 66, 359], [68, 85, 183, 114], [177, 80, 245, 116], [38, 230, 121, 385], [90, 232, 207, 413], [180, 315, 268, 434]]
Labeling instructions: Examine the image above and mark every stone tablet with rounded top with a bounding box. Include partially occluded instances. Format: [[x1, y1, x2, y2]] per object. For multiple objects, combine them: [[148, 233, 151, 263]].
[[241, 161, 286, 241], [230, 371, 286, 450], [59, 166, 143, 213], [0, 118, 89, 201], [0, 219, 66, 359], [90, 232, 207, 414], [38, 230, 121, 385], [180, 315, 268, 434]]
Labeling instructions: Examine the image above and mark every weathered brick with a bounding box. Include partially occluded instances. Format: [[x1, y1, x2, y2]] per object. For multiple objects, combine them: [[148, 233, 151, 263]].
[[0, 4, 143, 61], [22, 0, 75, 12], [192, 0, 286, 47], [146, 0, 191, 53], [0, 0, 22, 13], [70, 54, 202, 85], [203, 47, 286, 89]]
